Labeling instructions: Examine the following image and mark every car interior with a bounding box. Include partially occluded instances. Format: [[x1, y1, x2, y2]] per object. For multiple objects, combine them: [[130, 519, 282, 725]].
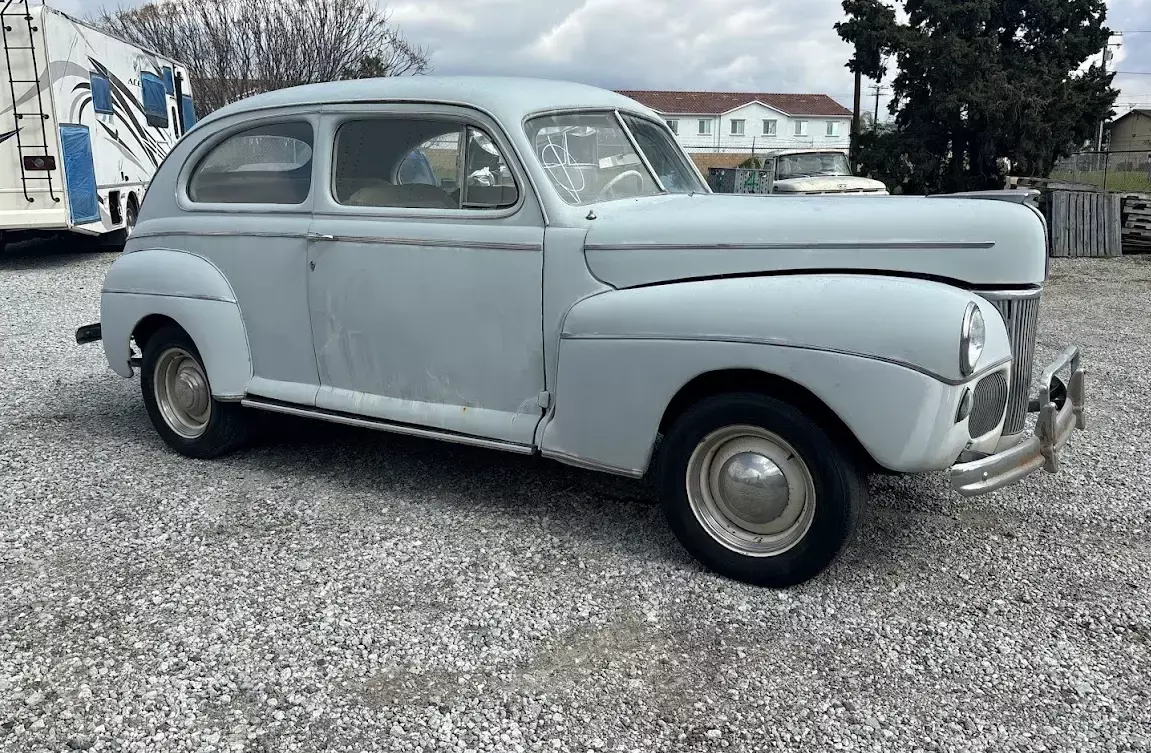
[[333, 119, 518, 210]]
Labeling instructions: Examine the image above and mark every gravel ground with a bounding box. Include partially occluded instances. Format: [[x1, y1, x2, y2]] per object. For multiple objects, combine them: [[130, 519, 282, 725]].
[[2, 239, 1150, 753]]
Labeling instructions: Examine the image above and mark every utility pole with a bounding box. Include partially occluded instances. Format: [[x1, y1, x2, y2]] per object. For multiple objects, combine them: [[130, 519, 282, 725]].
[[1097, 32, 1123, 151], [869, 83, 889, 124]]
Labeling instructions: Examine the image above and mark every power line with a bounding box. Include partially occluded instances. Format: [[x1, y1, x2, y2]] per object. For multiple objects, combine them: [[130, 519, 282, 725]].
[[867, 84, 889, 121]]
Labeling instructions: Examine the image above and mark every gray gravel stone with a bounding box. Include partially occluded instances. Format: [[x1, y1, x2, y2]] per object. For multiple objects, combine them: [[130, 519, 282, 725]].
[[1, 242, 1150, 753]]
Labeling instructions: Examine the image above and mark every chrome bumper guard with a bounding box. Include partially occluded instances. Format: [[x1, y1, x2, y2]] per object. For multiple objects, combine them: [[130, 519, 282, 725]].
[[950, 345, 1086, 497]]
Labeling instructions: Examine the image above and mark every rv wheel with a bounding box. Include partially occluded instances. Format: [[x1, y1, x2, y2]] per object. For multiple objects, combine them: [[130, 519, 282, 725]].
[[126, 195, 139, 232]]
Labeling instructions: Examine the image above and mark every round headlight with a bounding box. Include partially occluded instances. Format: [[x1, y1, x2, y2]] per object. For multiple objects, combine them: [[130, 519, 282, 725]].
[[960, 302, 986, 377]]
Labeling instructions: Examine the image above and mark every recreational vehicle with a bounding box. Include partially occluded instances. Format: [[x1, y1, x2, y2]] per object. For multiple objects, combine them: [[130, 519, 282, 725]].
[[0, 0, 197, 249]]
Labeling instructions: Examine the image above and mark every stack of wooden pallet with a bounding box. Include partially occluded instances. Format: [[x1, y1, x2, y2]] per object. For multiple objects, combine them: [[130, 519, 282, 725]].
[[1122, 194, 1151, 253]]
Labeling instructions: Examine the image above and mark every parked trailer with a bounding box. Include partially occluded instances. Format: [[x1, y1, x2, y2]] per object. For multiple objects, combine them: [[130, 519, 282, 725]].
[[0, 0, 197, 249]]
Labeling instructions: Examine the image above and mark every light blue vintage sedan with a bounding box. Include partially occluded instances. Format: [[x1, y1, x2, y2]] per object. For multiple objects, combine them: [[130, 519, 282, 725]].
[[75, 77, 1087, 587]]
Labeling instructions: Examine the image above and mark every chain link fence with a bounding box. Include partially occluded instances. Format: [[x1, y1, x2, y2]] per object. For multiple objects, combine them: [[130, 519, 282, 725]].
[[1050, 150, 1151, 193]]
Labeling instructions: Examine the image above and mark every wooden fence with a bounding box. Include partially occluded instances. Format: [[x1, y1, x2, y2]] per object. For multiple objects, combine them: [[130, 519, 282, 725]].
[[1047, 190, 1123, 258]]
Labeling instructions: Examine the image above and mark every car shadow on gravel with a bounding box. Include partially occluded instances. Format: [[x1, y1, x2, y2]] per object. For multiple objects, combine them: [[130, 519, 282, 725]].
[[41, 388, 932, 581]]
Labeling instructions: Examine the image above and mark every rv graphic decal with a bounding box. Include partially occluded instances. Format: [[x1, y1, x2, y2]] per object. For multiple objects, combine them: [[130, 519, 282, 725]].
[[0, 128, 19, 146]]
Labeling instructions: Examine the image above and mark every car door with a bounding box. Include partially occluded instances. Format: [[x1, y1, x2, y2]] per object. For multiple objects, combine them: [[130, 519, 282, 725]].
[[180, 113, 321, 406], [305, 104, 546, 447]]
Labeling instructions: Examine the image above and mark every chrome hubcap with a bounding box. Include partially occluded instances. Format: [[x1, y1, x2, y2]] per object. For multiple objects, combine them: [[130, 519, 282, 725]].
[[686, 425, 816, 557], [154, 347, 211, 438]]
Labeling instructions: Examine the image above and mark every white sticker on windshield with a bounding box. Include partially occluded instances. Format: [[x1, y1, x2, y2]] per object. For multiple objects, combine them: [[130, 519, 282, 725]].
[[598, 154, 642, 169]]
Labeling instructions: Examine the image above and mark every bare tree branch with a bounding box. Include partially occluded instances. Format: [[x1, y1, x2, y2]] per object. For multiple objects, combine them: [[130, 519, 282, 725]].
[[93, 0, 431, 115]]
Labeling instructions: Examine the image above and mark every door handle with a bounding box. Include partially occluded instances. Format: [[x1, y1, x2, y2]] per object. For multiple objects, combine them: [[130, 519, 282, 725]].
[[307, 232, 335, 241]]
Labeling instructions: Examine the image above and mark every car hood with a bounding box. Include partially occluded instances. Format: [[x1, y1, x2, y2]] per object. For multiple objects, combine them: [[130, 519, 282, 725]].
[[581, 193, 1047, 288], [772, 175, 888, 193]]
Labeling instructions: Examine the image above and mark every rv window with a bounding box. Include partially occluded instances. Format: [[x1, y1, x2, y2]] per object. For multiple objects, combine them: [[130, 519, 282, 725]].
[[90, 72, 113, 115], [181, 95, 198, 129], [140, 72, 168, 128], [188, 121, 314, 205], [162, 67, 175, 96]]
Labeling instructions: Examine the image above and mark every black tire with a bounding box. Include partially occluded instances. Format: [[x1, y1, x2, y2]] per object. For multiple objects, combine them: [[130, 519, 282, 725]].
[[125, 195, 139, 231], [658, 392, 867, 588], [140, 324, 250, 459]]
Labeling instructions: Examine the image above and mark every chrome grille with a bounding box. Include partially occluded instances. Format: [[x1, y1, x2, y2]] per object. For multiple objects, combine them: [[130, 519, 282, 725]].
[[969, 370, 1008, 437], [981, 290, 1042, 435]]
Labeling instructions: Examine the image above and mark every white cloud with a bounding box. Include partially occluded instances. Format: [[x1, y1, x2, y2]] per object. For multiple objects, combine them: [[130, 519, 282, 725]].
[[56, 0, 1151, 114], [387, 0, 1151, 117]]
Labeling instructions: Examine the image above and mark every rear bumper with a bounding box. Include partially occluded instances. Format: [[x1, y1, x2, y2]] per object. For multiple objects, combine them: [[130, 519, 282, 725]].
[[950, 345, 1086, 497], [75, 322, 102, 344]]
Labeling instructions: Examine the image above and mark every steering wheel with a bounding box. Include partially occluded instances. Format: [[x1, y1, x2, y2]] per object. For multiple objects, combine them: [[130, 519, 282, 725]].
[[595, 169, 645, 201]]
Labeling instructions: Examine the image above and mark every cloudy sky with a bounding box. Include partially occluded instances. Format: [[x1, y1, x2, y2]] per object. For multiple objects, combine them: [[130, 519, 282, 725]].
[[66, 0, 1151, 116]]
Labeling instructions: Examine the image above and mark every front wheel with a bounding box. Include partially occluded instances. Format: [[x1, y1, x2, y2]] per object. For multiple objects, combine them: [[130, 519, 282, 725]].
[[658, 392, 867, 587], [140, 324, 250, 458]]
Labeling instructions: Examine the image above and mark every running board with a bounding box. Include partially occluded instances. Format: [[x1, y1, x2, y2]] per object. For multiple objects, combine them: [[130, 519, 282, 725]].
[[240, 397, 536, 455]]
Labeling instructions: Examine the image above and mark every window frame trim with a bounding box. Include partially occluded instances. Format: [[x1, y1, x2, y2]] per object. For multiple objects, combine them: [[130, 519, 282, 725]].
[[177, 112, 321, 214]]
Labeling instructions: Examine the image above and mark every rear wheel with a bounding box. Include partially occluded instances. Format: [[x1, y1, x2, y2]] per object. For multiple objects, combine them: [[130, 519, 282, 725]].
[[658, 392, 867, 587], [140, 324, 250, 458]]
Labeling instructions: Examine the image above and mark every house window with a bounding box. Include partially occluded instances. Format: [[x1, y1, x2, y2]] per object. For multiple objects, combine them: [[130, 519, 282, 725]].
[[666, 119, 678, 134], [794, 120, 809, 137], [698, 119, 712, 135], [763, 119, 777, 136], [90, 72, 113, 115], [188, 121, 314, 204], [826, 121, 841, 137], [140, 72, 168, 128], [730, 119, 745, 136]]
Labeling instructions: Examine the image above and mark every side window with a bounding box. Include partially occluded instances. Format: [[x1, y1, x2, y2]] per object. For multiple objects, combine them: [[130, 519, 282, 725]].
[[162, 66, 175, 95], [188, 121, 314, 205], [180, 94, 198, 129], [332, 117, 518, 210], [140, 72, 168, 128], [90, 72, 113, 115]]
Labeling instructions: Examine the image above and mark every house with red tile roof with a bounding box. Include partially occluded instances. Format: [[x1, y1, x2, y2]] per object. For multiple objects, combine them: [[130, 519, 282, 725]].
[[616, 89, 853, 158]]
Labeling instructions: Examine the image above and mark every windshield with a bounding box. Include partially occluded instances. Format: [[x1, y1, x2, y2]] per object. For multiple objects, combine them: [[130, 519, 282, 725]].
[[775, 152, 852, 180], [525, 111, 705, 205]]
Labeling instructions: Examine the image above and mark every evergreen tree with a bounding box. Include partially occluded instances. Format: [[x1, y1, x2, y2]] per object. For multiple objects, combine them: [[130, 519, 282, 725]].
[[837, 0, 1117, 193]]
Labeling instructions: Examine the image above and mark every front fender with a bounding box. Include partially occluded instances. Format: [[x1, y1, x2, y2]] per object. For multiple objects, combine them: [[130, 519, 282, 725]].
[[560, 273, 1010, 384], [541, 274, 1012, 477], [99, 248, 251, 399]]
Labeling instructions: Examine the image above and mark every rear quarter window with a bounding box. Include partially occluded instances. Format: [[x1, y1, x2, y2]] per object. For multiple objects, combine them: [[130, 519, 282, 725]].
[[188, 121, 314, 205]]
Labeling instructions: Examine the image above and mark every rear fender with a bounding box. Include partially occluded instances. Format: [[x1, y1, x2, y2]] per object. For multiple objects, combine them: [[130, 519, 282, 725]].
[[99, 248, 251, 399]]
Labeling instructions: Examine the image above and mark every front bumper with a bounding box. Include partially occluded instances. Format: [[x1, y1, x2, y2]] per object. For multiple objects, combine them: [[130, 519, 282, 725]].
[[950, 345, 1086, 497]]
